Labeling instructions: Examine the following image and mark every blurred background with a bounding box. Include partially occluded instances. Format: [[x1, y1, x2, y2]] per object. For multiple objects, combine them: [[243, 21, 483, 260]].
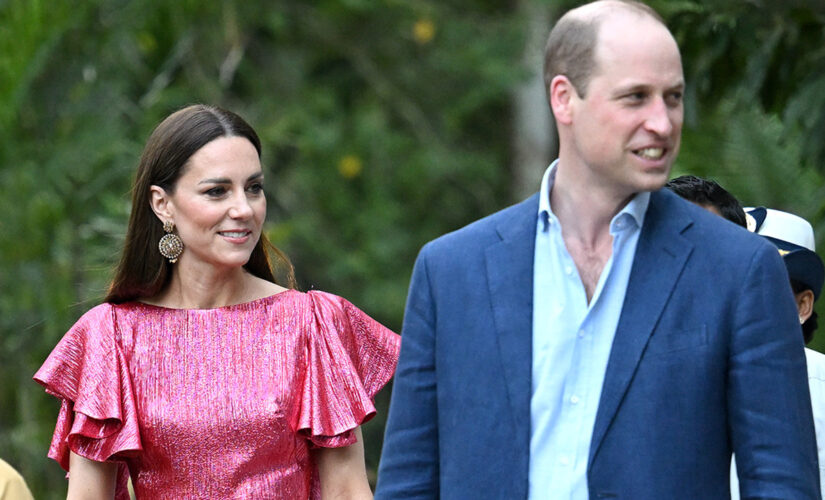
[[2, 0, 825, 497]]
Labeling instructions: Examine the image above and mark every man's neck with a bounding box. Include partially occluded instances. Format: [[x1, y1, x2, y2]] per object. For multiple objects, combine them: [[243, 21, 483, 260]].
[[550, 164, 635, 247], [549, 161, 637, 302]]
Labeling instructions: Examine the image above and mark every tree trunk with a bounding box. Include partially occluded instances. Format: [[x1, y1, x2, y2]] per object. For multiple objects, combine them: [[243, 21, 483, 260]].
[[511, 0, 556, 201]]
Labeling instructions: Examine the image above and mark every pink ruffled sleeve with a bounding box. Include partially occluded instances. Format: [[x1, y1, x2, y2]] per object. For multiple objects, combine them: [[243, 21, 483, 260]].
[[294, 291, 401, 448], [33, 303, 140, 499]]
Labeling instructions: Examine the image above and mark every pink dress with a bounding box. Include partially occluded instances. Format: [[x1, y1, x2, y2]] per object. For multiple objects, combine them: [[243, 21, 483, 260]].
[[34, 290, 400, 499]]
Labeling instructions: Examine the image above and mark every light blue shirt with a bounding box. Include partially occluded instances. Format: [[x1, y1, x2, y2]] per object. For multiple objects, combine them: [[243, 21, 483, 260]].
[[529, 161, 649, 499]]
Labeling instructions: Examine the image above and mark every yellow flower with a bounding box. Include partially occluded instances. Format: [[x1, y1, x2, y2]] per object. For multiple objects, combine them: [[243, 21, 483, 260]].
[[338, 155, 363, 179], [413, 19, 436, 45], [137, 32, 157, 55]]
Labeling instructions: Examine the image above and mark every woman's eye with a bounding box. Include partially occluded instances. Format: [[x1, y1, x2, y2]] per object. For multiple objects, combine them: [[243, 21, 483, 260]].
[[205, 187, 226, 197], [247, 183, 264, 194]]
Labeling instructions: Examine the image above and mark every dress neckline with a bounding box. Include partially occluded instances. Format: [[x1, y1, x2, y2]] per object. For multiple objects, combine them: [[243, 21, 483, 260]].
[[130, 288, 299, 312]]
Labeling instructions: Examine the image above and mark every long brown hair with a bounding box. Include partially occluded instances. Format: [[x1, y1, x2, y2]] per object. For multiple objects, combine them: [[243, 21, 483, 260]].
[[105, 104, 296, 303]]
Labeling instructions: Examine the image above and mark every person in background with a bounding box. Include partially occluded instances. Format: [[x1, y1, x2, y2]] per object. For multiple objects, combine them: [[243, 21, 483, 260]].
[[664, 174, 746, 227], [0, 458, 34, 500], [375, 0, 819, 497], [666, 177, 824, 498], [735, 207, 825, 499], [34, 104, 400, 499]]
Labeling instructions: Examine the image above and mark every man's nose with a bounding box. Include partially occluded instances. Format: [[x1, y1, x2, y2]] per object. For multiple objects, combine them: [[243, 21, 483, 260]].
[[644, 97, 675, 137]]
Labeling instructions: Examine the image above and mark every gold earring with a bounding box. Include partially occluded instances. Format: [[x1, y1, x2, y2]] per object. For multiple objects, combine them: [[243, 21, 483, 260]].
[[159, 220, 184, 263]]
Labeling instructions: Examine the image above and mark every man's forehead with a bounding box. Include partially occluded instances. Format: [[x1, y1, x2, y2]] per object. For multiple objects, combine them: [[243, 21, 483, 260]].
[[591, 11, 681, 73], [594, 7, 670, 43]]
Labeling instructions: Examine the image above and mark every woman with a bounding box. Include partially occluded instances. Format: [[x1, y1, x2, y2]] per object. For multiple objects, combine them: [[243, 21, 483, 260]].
[[34, 105, 400, 499]]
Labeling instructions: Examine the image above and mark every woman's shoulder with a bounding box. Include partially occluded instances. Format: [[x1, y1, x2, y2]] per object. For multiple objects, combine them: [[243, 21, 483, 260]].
[[67, 302, 118, 331], [51, 302, 132, 350], [246, 275, 290, 300], [292, 288, 400, 448], [243, 278, 304, 311], [82, 301, 117, 316], [301, 289, 367, 322], [303, 289, 399, 345]]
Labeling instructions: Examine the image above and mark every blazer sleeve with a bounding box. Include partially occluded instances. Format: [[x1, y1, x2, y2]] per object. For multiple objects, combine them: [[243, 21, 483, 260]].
[[375, 244, 440, 499], [728, 242, 821, 499]]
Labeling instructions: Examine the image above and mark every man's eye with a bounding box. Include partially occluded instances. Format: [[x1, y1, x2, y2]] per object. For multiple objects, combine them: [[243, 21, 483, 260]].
[[666, 92, 683, 105], [623, 92, 646, 104]]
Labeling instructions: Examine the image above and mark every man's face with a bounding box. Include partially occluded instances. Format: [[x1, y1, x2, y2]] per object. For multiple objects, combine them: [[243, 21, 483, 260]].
[[568, 13, 684, 199], [699, 203, 722, 218]]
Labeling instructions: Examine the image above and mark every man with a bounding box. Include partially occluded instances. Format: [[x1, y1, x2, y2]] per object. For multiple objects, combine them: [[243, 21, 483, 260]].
[[375, 1, 819, 498], [664, 174, 746, 227]]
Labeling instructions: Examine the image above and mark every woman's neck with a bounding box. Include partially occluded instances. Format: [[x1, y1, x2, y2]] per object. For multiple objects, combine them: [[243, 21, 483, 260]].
[[150, 262, 255, 309]]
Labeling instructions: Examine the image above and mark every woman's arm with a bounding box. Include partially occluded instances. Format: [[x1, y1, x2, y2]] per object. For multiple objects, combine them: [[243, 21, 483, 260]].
[[314, 426, 373, 500], [67, 451, 116, 500]]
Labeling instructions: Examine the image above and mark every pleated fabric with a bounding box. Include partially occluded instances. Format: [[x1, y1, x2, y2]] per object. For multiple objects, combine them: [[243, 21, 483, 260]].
[[34, 290, 400, 499]]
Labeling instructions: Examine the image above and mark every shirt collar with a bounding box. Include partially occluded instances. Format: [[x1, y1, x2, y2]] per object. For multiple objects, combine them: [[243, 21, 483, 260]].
[[537, 160, 558, 222], [537, 159, 650, 232]]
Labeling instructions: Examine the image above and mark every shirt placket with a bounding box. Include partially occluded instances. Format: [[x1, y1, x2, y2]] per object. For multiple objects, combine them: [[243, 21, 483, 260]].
[[556, 247, 591, 475]]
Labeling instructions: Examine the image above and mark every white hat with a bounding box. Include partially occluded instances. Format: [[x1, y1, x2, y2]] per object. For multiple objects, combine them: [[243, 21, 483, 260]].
[[746, 207, 816, 251], [746, 207, 823, 299]]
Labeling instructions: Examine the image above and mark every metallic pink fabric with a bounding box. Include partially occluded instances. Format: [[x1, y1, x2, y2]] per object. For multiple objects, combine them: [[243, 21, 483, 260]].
[[34, 290, 400, 499]]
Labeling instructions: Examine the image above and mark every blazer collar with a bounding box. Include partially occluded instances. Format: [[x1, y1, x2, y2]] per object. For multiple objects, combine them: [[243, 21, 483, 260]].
[[589, 189, 695, 465], [485, 194, 540, 452], [480, 190, 697, 473]]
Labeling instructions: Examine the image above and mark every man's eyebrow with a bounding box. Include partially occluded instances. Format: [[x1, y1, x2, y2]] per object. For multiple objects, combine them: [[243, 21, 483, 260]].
[[611, 84, 650, 97], [613, 81, 685, 96]]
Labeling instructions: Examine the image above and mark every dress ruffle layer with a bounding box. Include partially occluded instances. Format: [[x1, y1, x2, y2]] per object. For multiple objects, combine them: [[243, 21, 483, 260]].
[[295, 292, 400, 447], [34, 304, 140, 500]]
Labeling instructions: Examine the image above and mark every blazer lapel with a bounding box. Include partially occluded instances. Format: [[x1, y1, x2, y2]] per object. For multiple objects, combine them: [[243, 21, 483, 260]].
[[589, 190, 694, 464], [485, 194, 539, 444]]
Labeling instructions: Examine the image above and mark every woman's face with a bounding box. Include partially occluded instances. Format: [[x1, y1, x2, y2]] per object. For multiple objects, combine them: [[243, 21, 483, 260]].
[[155, 135, 266, 272]]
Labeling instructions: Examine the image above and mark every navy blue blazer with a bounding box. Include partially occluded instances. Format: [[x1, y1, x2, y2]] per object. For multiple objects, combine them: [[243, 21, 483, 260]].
[[375, 189, 819, 499]]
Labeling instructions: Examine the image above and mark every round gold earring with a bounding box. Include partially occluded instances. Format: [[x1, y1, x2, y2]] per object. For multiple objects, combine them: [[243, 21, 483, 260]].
[[159, 220, 184, 263]]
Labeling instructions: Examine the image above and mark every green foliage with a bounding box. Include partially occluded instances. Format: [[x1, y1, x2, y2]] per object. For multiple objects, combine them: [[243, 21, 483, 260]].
[[0, 0, 524, 496], [660, 0, 825, 350], [657, 0, 825, 168], [2, 0, 825, 497], [674, 93, 825, 352]]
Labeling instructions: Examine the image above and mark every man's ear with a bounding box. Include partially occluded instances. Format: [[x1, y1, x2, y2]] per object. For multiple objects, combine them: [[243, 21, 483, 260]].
[[795, 289, 815, 324], [149, 185, 174, 221], [549, 75, 578, 126]]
